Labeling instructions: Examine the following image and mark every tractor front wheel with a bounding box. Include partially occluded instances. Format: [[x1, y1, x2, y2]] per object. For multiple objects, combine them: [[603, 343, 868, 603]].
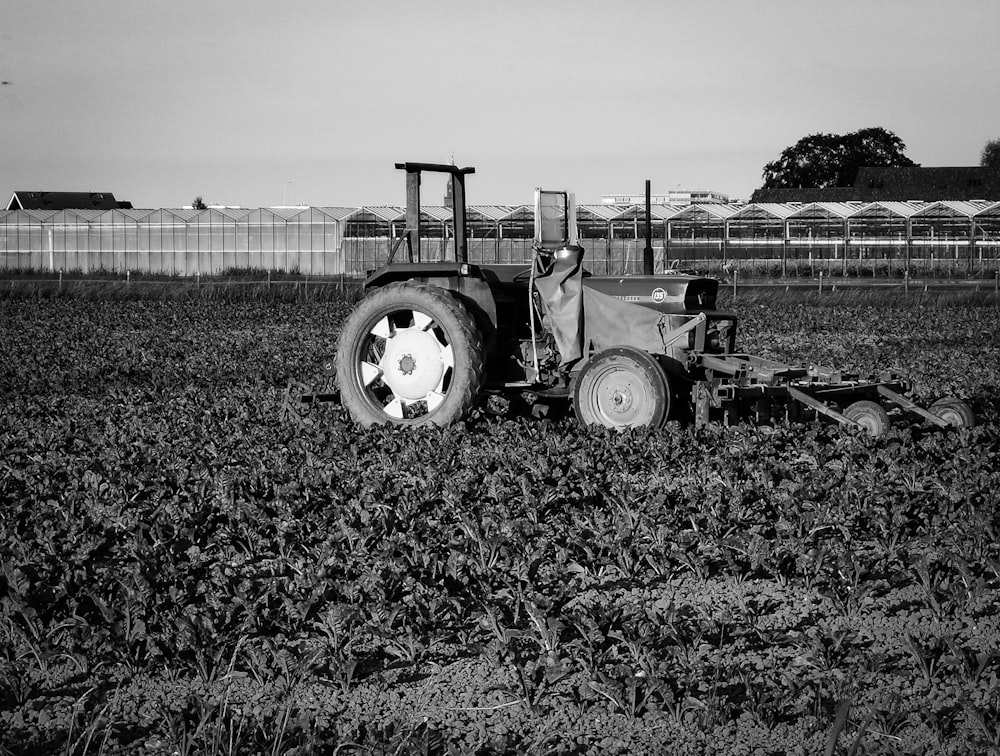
[[930, 397, 976, 428], [844, 400, 890, 437], [335, 282, 485, 427], [573, 347, 670, 429]]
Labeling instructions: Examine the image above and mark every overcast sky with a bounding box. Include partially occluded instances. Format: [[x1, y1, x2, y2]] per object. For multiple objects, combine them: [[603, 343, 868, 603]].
[[2, 0, 998, 208]]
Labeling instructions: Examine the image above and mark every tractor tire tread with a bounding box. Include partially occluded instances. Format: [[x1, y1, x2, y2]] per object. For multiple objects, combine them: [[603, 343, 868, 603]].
[[335, 281, 485, 427]]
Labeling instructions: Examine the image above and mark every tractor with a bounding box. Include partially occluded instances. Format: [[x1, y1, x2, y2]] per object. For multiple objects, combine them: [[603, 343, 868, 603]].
[[325, 162, 974, 435]]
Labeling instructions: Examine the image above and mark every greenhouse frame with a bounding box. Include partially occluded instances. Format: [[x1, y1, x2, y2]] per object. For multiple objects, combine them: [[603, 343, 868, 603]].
[[2, 199, 999, 278]]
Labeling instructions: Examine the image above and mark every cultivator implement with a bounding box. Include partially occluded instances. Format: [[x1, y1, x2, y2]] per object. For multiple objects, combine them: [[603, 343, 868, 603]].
[[689, 352, 962, 434]]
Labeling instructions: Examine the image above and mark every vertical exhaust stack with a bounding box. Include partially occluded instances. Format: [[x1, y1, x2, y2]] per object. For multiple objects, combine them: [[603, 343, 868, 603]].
[[643, 179, 654, 276]]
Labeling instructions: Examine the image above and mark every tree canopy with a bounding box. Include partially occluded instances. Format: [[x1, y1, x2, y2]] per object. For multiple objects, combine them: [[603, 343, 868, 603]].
[[981, 139, 1000, 174], [761, 127, 917, 190]]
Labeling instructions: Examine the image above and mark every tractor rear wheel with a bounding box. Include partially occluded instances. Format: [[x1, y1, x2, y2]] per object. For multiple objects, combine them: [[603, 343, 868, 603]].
[[930, 397, 976, 428], [844, 400, 890, 437], [573, 347, 670, 429], [335, 282, 485, 427]]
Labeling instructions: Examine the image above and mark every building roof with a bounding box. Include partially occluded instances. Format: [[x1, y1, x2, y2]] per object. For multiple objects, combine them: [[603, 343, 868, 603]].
[[728, 203, 799, 221], [670, 203, 740, 221], [6, 191, 132, 210], [578, 204, 625, 222], [851, 201, 927, 219], [750, 186, 862, 203], [468, 205, 520, 222], [751, 166, 1000, 203], [787, 201, 865, 220], [853, 167, 998, 201], [911, 199, 995, 218], [359, 206, 406, 223]]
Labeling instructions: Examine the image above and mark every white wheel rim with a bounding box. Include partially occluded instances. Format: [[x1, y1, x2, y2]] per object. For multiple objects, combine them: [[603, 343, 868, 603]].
[[358, 309, 452, 419], [588, 364, 651, 427]]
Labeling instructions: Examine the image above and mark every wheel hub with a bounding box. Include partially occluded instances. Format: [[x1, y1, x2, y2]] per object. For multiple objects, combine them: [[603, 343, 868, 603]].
[[398, 353, 417, 376], [596, 372, 645, 424], [380, 325, 446, 401], [610, 387, 634, 413]]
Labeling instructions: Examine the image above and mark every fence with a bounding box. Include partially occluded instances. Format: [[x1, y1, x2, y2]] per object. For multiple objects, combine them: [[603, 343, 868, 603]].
[[342, 237, 1000, 278]]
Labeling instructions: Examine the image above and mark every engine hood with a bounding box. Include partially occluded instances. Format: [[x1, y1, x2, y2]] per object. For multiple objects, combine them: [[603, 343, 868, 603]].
[[582, 274, 719, 313]]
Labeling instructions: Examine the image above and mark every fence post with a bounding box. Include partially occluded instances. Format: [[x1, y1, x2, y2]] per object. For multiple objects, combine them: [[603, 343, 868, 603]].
[[782, 222, 788, 279], [818, 270, 823, 293]]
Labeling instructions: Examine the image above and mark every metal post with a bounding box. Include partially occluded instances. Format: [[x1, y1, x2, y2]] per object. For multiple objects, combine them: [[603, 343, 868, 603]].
[[405, 170, 421, 263], [905, 218, 912, 278], [450, 172, 469, 264], [782, 221, 788, 278], [722, 221, 729, 278]]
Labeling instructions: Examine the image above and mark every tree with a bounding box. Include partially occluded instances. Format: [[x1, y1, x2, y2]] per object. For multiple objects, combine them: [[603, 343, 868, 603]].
[[760, 127, 917, 189], [981, 139, 1000, 174], [192, 196, 207, 210]]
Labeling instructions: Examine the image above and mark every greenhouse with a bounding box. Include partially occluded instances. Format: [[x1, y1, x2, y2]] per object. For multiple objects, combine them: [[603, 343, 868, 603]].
[[2, 199, 1000, 278]]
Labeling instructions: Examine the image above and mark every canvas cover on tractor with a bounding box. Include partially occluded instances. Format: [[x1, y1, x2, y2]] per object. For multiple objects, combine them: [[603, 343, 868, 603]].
[[532, 247, 685, 363]]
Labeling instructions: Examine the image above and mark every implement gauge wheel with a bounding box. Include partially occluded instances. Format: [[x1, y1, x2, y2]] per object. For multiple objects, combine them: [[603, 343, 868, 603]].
[[573, 346, 670, 429], [844, 400, 890, 437], [930, 397, 976, 428], [335, 282, 485, 427]]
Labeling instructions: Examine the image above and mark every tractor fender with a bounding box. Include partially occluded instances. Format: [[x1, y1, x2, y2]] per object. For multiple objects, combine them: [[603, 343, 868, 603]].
[[364, 265, 499, 362], [365, 264, 497, 329]]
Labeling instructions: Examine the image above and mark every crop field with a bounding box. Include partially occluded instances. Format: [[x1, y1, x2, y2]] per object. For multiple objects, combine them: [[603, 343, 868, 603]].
[[2, 290, 1000, 755]]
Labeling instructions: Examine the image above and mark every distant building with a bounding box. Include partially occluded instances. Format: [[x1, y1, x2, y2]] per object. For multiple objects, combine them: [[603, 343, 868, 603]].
[[6, 191, 132, 210], [751, 166, 1000, 203], [601, 189, 729, 206]]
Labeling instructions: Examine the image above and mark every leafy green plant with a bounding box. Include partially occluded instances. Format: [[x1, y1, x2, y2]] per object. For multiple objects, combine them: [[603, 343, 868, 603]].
[[1, 295, 998, 754]]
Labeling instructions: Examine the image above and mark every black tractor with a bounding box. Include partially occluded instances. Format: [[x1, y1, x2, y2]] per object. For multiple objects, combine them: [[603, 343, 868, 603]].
[[331, 162, 973, 435]]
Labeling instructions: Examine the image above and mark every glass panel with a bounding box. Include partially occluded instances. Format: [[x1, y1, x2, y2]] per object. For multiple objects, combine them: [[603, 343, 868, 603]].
[[535, 191, 568, 246]]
